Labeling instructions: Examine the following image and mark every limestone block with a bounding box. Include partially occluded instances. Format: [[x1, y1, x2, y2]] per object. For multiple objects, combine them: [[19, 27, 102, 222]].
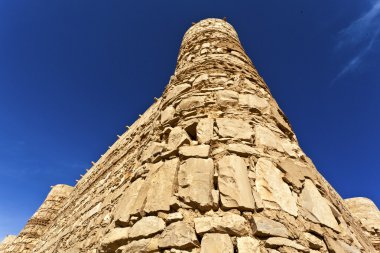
[[254, 125, 284, 152], [216, 90, 238, 107], [158, 221, 199, 250], [168, 127, 191, 150], [144, 158, 179, 214], [194, 213, 250, 236], [179, 145, 210, 158], [299, 179, 340, 231], [252, 216, 289, 238], [128, 216, 166, 240], [255, 158, 298, 216], [265, 237, 307, 252], [237, 236, 261, 253], [118, 238, 159, 253], [227, 143, 257, 156], [238, 93, 268, 111], [100, 227, 130, 253], [161, 106, 176, 125], [177, 96, 206, 111], [218, 155, 256, 211], [200, 233, 233, 253], [178, 158, 214, 210], [216, 118, 253, 140], [196, 118, 214, 144]]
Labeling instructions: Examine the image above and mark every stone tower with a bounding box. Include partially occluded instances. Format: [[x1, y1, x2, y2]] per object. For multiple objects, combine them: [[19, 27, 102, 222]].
[[1, 18, 378, 253]]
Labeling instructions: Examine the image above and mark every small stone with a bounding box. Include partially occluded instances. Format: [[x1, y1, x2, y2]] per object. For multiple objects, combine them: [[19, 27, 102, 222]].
[[196, 118, 214, 144], [179, 145, 210, 158], [265, 237, 307, 252], [194, 213, 250, 236], [168, 127, 191, 150], [165, 83, 191, 102], [252, 216, 289, 238], [167, 212, 184, 223], [159, 222, 199, 250], [304, 232, 324, 250], [100, 227, 130, 252], [237, 237, 261, 253], [200, 233, 233, 253], [128, 216, 166, 240]]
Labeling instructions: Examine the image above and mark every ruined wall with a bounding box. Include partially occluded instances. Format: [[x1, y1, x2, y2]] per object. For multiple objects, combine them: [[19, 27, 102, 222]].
[[3, 184, 73, 253], [345, 197, 380, 251], [7, 18, 376, 253]]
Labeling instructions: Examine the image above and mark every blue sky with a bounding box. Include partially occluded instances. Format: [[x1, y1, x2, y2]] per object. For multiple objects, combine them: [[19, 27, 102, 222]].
[[0, 0, 379, 239]]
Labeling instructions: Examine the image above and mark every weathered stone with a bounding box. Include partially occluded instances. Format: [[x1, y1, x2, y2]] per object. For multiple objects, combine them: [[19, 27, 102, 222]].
[[237, 236, 260, 253], [194, 213, 250, 236], [118, 238, 159, 253], [177, 96, 206, 111], [216, 90, 238, 107], [254, 125, 284, 152], [304, 232, 325, 250], [193, 73, 209, 86], [299, 179, 340, 231], [165, 83, 191, 102], [255, 158, 298, 216], [216, 118, 253, 140], [265, 237, 307, 252], [196, 118, 214, 144], [100, 227, 130, 253], [144, 158, 179, 214], [200, 233, 233, 253], [238, 93, 268, 111], [179, 145, 210, 158], [227, 143, 257, 156], [168, 127, 191, 150], [161, 106, 176, 125], [128, 216, 166, 240], [277, 158, 307, 189], [218, 155, 256, 211], [178, 158, 214, 210], [324, 237, 345, 253], [141, 142, 166, 162], [252, 216, 289, 238], [159, 222, 199, 250], [167, 212, 183, 223], [339, 241, 361, 253]]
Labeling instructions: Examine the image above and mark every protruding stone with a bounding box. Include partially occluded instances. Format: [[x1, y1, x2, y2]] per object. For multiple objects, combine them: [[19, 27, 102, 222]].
[[254, 125, 284, 152], [265, 237, 307, 252], [128, 216, 166, 240], [227, 143, 257, 156], [252, 216, 290, 238], [167, 212, 184, 223], [216, 118, 253, 140], [237, 236, 261, 253], [100, 227, 130, 253], [196, 118, 214, 144], [255, 158, 298, 216], [218, 155, 256, 211], [216, 90, 238, 107], [194, 213, 250, 236], [165, 83, 191, 102], [304, 232, 325, 250], [178, 158, 214, 210], [238, 93, 268, 112], [158, 222, 199, 250], [161, 106, 176, 125], [200, 233, 233, 253], [168, 127, 191, 150], [179, 145, 210, 158], [299, 179, 340, 231], [177, 96, 206, 111], [193, 74, 208, 86]]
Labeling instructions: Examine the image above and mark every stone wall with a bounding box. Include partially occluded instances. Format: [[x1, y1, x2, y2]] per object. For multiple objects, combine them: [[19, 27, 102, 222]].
[[0, 235, 16, 252], [3, 184, 73, 252], [345, 197, 380, 251], [4, 18, 377, 253]]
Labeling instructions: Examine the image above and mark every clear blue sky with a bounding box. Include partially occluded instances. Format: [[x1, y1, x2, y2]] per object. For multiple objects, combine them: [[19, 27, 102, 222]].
[[0, 0, 379, 239]]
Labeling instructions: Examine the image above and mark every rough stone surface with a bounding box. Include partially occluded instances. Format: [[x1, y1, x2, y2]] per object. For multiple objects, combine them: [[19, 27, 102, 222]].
[[200, 233, 233, 253], [3, 18, 376, 253]]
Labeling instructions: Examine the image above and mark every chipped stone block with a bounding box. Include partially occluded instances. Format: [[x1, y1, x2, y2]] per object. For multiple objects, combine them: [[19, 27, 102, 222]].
[[179, 145, 210, 158], [141, 142, 166, 162], [227, 143, 257, 156], [194, 213, 250, 236], [117, 238, 159, 253], [128, 216, 166, 240], [165, 83, 192, 102], [200, 233, 233, 253], [237, 236, 260, 253], [216, 90, 238, 107], [238, 93, 268, 112], [218, 155, 256, 211], [177, 96, 206, 111], [167, 212, 184, 223], [254, 125, 284, 152], [196, 118, 214, 144], [168, 127, 191, 150], [216, 118, 253, 140], [100, 227, 130, 253], [252, 216, 289, 238], [158, 222, 199, 250], [178, 158, 214, 211], [265, 237, 307, 252]]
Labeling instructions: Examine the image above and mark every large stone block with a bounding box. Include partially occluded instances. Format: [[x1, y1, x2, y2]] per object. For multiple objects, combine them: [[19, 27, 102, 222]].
[[158, 221, 199, 250], [196, 118, 214, 144], [194, 213, 250, 236], [200, 233, 233, 253], [216, 118, 253, 140]]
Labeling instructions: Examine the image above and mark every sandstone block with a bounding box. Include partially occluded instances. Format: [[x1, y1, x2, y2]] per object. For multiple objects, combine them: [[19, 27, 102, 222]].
[[216, 90, 238, 107], [194, 213, 250, 236], [118, 238, 159, 253], [179, 145, 210, 158], [254, 125, 284, 152], [216, 118, 253, 140], [141, 142, 166, 162], [255, 158, 298, 216], [100, 227, 130, 253], [165, 83, 191, 102], [237, 236, 260, 253], [252, 216, 289, 238], [304, 232, 325, 250], [177, 96, 205, 111], [218, 155, 256, 211], [227, 143, 257, 156], [159, 222, 199, 250], [265, 237, 307, 252], [238, 93, 268, 111], [167, 212, 184, 223], [168, 127, 191, 150], [161, 106, 176, 125], [200, 233, 233, 253], [196, 118, 214, 144], [128, 216, 166, 240]]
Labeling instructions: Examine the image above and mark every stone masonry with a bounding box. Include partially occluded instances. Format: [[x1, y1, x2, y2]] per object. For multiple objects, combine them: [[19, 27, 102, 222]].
[[0, 18, 378, 253]]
